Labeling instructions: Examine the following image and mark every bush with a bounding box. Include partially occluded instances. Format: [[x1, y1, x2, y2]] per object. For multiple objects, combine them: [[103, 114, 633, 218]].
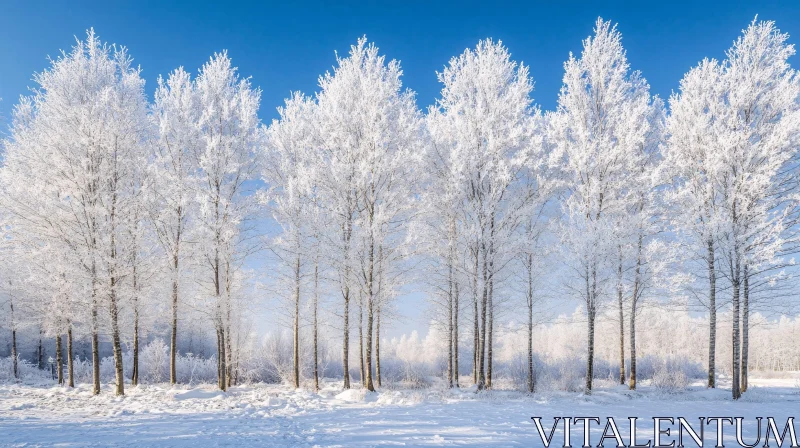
[[651, 364, 689, 393]]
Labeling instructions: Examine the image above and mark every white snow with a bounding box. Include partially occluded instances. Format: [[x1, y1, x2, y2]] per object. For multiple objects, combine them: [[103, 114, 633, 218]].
[[1, 377, 798, 447]]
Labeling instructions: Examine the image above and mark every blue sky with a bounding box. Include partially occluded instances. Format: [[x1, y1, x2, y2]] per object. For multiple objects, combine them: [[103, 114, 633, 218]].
[[2, 1, 799, 123], [1, 1, 799, 337]]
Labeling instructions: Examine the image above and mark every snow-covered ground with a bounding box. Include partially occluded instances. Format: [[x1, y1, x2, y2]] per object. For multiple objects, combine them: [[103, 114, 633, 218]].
[[1, 377, 798, 447]]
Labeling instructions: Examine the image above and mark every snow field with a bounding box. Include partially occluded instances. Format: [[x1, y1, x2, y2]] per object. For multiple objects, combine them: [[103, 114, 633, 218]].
[[1, 377, 798, 447]]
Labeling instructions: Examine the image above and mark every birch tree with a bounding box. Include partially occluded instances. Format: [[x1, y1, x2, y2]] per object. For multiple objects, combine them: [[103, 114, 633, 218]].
[[193, 52, 261, 391], [0, 30, 150, 395], [150, 67, 201, 385], [429, 38, 535, 390], [552, 18, 658, 393], [314, 37, 422, 390]]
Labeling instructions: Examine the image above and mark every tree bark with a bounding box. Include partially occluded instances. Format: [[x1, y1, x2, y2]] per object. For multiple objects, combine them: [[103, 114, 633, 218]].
[[365, 232, 376, 392], [486, 218, 495, 390], [170, 251, 179, 385], [109, 282, 125, 396], [585, 264, 597, 394], [358, 301, 365, 386], [447, 260, 454, 388], [56, 334, 64, 385], [217, 326, 227, 391], [341, 209, 353, 390], [629, 233, 643, 390], [486, 269, 494, 389], [376, 246, 383, 388], [707, 239, 716, 389], [617, 248, 625, 385], [313, 258, 320, 391], [91, 264, 100, 395], [741, 264, 749, 394], [10, 299, 18, 381], [453, 281, 459, 388], [731, 255, 741, 400], [472, 246, 479, 385], [477, 234, 488, 390], [132, 264, 139, 387], [526, 253, 534, 393], [376, 305, 382, 387], [11, 328, 17, 380], [37, 330, 44, 369], [293, 253, 301, 389], [342, 285, 351, 389], [67, 324, 74, 388]]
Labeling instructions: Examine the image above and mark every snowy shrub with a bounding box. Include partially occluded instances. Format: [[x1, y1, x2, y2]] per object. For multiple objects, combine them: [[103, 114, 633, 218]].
[[379, 358, 433, 389], [71, 356, 96, 384], [176, 353, 218, 384], [99, 355, 118, 381], [500, 354, 544, 392], [140, 339, 169, 383], [651, 364, 689, 393], [529, 357, 585, 393], [0, 357, 51, 382]]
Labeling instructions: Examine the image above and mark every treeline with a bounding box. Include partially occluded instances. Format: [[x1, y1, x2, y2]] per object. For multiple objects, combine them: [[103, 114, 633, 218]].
[[1, 17, 799, 401]]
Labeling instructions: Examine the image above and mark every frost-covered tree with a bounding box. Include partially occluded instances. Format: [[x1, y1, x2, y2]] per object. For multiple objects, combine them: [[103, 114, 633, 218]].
[[551, 18, 660, 393], [0, 30, 150, 395], [150, 67, 202, 385], [313, 37, 422, 391], [664, 59, 726, 389], [193, 52, 261, 391], [428, 38, 535, 390], [264, 92, 318, 389], [715, 19, 800, 399]]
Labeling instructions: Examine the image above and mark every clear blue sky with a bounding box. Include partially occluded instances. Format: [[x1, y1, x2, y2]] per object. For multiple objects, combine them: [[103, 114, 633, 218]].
[[2, 0, 799, 125], [1, 0, 799, 338]]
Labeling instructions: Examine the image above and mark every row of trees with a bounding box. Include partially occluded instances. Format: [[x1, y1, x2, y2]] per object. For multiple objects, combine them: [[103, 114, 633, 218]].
[[0, 32, 260, 395], [1, 17, 799, 401]]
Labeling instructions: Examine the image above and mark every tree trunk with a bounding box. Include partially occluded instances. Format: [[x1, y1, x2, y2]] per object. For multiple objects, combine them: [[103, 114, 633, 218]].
[[617, 248, 625, 385], [293, 254, 301, 389], [477, 236, 488, 390], [342, 285, 351, 389], [132, 264, 139, 387], [313, 258, 320, 391], [10, 299, 18, 380], [132, 312, 139, 386], [447, 261, 454, 388], [56, 334, 64, 385], [376, 305, 382, 387], [585, 265, 597, 394], [486, 270, 494, 389], [731, 253, 741, 400], [341, 208, 353, 390], [741, 264, 749, 394], [486, 218, 495, 390], [217, 326, 227, 391], [358, 301, 365, 386], [109, 284, 125, 396], [224, 260, 234, 388], [170, 252, 179, 385], [365, 232, 376, 392], [91, 266, 100, 395], [11, 329, 18, 380], [707, 239, 716, 389], [586, 308, 595, 393], [629, 233, 643, 390], [67, 325, 74, 388], [527, 253, 534, 393], [453, 282, 459, 388], [472, 246, 479, 385], [37, 330, 44, 369], [225, 315, 233, 387]]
